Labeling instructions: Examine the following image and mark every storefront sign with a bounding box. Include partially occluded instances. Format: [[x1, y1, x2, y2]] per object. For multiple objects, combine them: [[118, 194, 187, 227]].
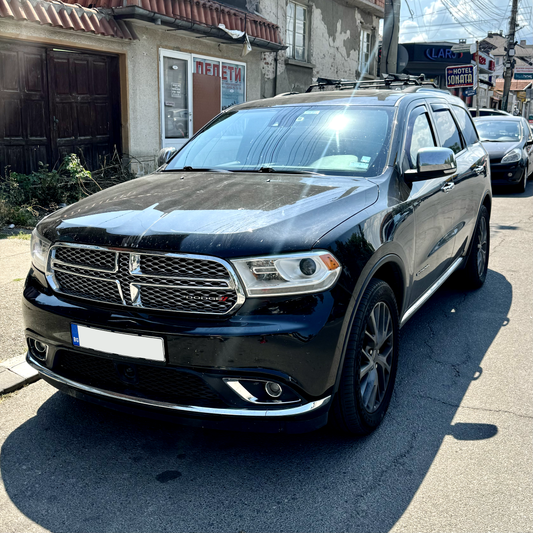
[[446, 65, 476, 88], [514, 66, 533, 80], [193, 57, 246, 110], [426, 48, 463, 61]]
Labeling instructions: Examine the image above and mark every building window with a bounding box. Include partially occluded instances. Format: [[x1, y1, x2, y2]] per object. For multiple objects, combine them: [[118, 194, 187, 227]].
[[286, 2, 308, 61], [359, 29, 372, 75]]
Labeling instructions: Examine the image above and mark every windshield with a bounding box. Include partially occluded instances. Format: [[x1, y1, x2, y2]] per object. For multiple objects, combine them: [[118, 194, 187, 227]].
[[476, 120, 522, 142], [165, 106, 394, 176]]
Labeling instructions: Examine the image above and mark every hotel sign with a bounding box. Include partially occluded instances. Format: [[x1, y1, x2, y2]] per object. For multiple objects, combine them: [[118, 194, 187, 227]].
[[446, 65, 476, 88]]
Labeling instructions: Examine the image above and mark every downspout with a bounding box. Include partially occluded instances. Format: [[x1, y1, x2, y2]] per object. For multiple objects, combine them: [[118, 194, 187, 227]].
[[274, 50, 279, 96]]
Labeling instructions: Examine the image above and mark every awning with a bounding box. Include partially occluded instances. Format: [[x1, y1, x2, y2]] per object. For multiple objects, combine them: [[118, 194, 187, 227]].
[[69, 0, 285, 51]]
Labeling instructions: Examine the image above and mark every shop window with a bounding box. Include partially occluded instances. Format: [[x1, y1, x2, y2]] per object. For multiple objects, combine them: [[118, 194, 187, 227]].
[[286, 2, 308, 62]]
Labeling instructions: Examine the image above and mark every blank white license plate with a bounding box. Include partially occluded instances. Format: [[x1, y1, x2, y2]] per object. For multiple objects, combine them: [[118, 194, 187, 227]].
[[71, 324, 165, 362]]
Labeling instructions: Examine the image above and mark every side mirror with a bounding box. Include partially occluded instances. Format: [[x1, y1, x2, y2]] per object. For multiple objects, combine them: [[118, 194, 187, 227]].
[[157, 147, 177, 167], [404, 147, 457, 183]]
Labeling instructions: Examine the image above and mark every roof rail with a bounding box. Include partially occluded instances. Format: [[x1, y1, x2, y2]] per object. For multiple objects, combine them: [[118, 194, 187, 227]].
[[305, 74, 438, 93]]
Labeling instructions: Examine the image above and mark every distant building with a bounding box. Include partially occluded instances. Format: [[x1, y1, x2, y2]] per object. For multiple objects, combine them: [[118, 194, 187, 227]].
[[483, 32, 533, 114]]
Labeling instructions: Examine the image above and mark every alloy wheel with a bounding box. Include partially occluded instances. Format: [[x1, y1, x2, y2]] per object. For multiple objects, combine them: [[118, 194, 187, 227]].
[[360, 301, 394, 413]]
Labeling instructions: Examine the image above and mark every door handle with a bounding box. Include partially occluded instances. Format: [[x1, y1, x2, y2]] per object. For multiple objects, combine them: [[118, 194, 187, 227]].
[[474, 165, 484, 174], [441, 182, 455, 193]]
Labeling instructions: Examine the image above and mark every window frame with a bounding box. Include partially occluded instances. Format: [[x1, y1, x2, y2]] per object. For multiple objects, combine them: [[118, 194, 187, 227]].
[[359, 28, 372, 76], [286, 1, 309, 62], [451, 104, 480, 148], [430, 102, 466, 155], [403, 104, 438, 170]]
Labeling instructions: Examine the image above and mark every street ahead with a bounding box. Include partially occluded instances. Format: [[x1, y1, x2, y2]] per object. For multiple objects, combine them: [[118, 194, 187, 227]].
[[0, 183, 532, 533]]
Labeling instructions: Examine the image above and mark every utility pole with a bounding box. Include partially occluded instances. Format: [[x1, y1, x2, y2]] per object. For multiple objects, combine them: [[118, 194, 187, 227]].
[[380, 0, 401, 75], [502, 0, 519, 112]]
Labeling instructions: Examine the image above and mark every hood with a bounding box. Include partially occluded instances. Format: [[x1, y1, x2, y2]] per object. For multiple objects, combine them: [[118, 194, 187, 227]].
[[481, 140, 523, 160], [38, 172, 379, 257]]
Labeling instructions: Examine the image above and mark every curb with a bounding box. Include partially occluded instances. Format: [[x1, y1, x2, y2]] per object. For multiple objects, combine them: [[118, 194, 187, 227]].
[[0, 353, 41, 396]]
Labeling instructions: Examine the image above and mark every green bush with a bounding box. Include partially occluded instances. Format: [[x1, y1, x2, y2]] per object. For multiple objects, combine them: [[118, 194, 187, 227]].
[[0, 152, 136, 227]]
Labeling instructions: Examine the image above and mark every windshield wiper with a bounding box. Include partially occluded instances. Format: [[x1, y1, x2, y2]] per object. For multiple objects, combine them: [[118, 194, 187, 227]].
[[232, 167, 320, 175], [163, 166, 233, 172]]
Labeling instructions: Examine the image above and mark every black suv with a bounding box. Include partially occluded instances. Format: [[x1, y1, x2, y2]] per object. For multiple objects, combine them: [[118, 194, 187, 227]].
[[24, 80, 491, 435]]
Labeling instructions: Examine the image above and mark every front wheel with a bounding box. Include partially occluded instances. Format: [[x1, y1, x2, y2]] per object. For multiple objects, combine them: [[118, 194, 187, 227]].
[[331, 279, 399, 435]]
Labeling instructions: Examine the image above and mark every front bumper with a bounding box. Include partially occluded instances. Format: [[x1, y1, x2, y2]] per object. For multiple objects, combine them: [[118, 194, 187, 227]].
[[23, 268, 345, 432], [489, 160, 526, 185]]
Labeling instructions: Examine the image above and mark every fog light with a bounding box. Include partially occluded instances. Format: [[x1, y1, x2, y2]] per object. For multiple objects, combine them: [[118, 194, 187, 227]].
[[508, 172, 513, 177], [29, 338, 48, 361], [265, 381, 282, 398]]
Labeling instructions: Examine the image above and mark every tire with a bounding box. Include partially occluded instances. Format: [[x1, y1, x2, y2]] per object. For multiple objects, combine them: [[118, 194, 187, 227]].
[[331, 279, 399, 435], [514, 165, 527, 193], [457, 205, 490, 290]]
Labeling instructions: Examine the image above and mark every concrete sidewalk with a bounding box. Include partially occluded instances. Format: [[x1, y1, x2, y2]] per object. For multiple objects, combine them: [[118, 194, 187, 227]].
[[0, 232, 40, 395], [0, 353, 40, 395]]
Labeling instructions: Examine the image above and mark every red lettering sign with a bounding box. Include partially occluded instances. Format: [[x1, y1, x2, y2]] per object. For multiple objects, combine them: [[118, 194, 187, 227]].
[[205, 62, 212, 75], [222, 65, 228, 81], [235, 67, 241, 83], [228, 66, 234, 81]]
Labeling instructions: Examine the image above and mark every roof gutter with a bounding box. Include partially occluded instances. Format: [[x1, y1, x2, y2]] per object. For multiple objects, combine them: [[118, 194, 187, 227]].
[[107, 6, 286, 52]]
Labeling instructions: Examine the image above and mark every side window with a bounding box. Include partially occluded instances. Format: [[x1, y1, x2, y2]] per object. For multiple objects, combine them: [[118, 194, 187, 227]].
[[432, 108, 464, 154], [523, 120, 533, 142], [453, 106, 479, 146], [405, 110, 436, 169]]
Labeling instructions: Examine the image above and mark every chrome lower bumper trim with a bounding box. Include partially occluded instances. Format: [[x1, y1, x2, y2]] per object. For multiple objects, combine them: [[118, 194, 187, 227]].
[[27, 354, 331, 418]]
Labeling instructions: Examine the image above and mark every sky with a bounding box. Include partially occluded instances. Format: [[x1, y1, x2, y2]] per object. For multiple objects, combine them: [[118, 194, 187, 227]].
[[398, 0, 533, 44]]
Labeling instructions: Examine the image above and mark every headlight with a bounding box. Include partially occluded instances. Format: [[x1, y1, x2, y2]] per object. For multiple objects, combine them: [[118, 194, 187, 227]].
[[501, 148, 522, 164], [30, 228, 51, 272], [231, 252, 341, 297]]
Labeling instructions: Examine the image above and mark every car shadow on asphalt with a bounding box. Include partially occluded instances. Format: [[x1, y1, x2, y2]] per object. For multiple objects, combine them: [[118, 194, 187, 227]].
[[1, 269, 512, 533]]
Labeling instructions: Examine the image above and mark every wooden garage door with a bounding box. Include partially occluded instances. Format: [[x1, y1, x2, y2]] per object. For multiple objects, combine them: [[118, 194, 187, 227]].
[[0, 41, 121, 176]]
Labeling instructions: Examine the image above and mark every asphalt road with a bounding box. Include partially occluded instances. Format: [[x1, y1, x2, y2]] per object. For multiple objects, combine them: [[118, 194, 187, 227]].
[[1, 183, 532, 533]]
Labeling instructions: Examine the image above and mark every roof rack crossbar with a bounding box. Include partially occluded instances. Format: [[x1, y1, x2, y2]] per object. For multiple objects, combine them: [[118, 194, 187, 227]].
[[305, 74, 438, 93]]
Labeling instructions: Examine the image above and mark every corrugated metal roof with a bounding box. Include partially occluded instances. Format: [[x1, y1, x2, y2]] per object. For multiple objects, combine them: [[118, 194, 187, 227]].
[[71, 0, 282, 44], [0, 0, 138, 39]]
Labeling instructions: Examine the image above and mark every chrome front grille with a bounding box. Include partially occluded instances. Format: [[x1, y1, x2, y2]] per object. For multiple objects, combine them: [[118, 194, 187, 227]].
[[48, 245, 244, 315]]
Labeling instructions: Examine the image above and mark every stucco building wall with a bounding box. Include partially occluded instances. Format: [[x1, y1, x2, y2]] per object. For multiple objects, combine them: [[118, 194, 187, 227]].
[[258, 0, 382, 95]]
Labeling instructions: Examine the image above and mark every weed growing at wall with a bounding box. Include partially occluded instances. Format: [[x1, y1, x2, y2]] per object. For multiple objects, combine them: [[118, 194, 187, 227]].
[[0, 152, 136, 227]]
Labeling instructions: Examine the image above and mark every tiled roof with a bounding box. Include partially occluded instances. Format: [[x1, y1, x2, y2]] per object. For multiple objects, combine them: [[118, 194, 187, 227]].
[[0, 0, 138, 39], [71, 0, 282, 44], [494, 78, 532, 92]]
